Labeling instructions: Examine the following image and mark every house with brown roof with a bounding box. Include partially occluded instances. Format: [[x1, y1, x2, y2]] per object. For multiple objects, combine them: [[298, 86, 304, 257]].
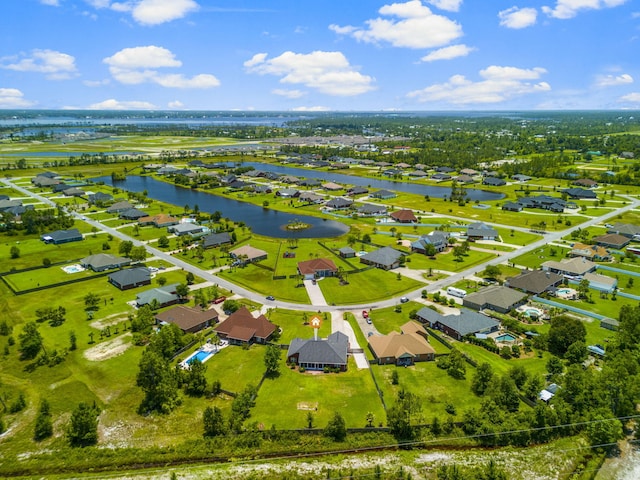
[[573, 178, 598, 188], [322, 182, 343, 191], [592, 233, 630, 250], [214, 306, 276, 345], [368, 321, 435, 366], [230, 245, 268, 263], [155, 305, 219, 333], [297, 258, 338, 280], [570, 243, 612, 261], [138, 213, 179, 228], [390, 209, 418, 223]]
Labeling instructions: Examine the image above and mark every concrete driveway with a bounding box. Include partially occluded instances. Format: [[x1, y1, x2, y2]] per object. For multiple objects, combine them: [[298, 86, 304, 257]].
[[331, 311, 369, 369]]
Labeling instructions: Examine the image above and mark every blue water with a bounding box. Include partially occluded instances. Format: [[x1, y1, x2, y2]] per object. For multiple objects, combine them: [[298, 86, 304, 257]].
[[93, 175, 350, 239], [496, 334, 516, 342], [187, 350, 212, 364]]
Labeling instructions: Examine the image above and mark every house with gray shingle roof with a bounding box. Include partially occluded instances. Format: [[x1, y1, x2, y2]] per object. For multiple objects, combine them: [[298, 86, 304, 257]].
[[357, 203, 387, 216], [202, 232, 232, 249], [136, 283, 181, 307], [41, 228, 83, 245], [411, 231, 449, 254], [370, 189, 397, 200], [287, 331, 349, 371], [607, 223, 640, 239], [325, 197, 353, 209], [415, 307, 500, 341], [541, 257, 596, 278], [108, 267, 151, 290], [80, 253, 131, 272], [359, 246, 405, 270], [466, 222, 498, 240], [505, 270, 563, 295], [106, 201, 134, 213], [463, 285, 528, 313]]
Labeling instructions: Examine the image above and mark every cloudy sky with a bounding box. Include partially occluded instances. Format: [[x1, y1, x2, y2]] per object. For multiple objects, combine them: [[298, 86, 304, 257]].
[[1, 0, 639, 111]]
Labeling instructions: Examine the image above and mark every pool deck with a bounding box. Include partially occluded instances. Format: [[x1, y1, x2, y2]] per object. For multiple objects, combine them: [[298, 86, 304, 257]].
[[180, 341, 228, 369]]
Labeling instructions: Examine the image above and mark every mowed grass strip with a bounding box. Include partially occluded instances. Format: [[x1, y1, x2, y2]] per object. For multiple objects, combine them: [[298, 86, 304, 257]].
[[269, 309, 331, 344], [252, 357, 385, 429], [218, 264, 310, 304]]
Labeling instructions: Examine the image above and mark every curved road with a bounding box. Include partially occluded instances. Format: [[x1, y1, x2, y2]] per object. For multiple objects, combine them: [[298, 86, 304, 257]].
[[4, 178, 639, 313]]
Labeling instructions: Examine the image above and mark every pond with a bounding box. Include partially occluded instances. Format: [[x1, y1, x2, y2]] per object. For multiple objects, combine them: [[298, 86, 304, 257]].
[[218, 161, 504, 201], [94, 175, 350, 239]]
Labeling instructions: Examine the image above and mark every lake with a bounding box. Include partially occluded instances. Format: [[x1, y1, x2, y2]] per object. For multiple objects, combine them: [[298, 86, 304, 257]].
[[94, 175, 350, 239]]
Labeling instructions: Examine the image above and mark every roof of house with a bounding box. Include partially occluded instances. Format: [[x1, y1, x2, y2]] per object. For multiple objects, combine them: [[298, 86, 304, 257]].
[[583, 272, 617, 287], [325, 198, 353, 208], [322, 182, 343, 190], [574, 178, 598, 187], [339, 246, 356, 255], [119, 207, 147, 219], [416, 306, 500, 337], [139, 213, 179, 225], [108, 267, 151, 286], [411, 231, 449, 250], [371, 189, 396, 198], [215, 306, 276, 341], [106, 200, 134, 212], [592, 233, 630, 247], [287, 331, 349, 366], [80, 253, 131, 269], [358, 203, 387, 214], [230, 245, 267, 261], [297, 258, 338, 275], [571, 243, 611, 258], [563, 188, 597, 199], [136, 283, 180, 306], [390, 209, 417, 222], [202, 232, 232, 248], [506, 270, 563, 294], [464, 285, 528, 311], [609, 223, 640, 236], [467, 222, 498, 238], [63, 187, 85, 196], [277, 188, 299, 196], [88, 192, 113, 203], [542, 257, 596, 276], [368, 321, 435, 359], [155, 305, 219, 331], [483, 177, 506, 186], [170, 223, 203, 234], [360, 246, 404, 267], [41, 228, 82, 242]]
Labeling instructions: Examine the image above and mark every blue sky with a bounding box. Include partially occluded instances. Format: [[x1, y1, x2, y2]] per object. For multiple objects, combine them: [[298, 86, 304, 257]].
[[0, 0, 639, 111]]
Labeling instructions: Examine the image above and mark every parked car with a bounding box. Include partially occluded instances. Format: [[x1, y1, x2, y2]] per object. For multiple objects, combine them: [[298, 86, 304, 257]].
[[266, 295, 275, 301], [400, 297, 409, 303], [362, 310, 369, 318]]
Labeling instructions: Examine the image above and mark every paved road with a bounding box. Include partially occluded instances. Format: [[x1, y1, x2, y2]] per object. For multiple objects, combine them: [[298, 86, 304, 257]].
[[4, 178, 639, 314]]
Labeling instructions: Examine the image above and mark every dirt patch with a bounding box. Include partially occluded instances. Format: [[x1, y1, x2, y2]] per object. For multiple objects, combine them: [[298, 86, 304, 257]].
[[90, 312, 130, 330], [297, 402, 318, 410], [84, 333, 132, 362]]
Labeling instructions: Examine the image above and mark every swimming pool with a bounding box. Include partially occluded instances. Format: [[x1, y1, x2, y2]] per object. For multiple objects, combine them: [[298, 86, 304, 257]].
[[524, 308, 542, 317], [496, 333, 517, 343], [187, 349, 214, 365], [62, 264, 85, 274], [557, 288, 572, 294]]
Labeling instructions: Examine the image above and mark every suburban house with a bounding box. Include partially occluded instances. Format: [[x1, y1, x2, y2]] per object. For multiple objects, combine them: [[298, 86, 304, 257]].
[[592, 233, 630, 250], [435, 166, 455, 173], [431, 173, 451, 181], [505, 270, 564, 295], [502, 202, 523, 212], [516, 195, 567, 213], [347, 186, 369, 196], [108, 267, 151, 290], [80, 253, 131, 272], [411, 231, 449, 254], [409, 170, 428, 177], [135, 283, 180, 308], [455, 174, 475, 184], [155, 305, 219, 334], [88, 192, 113, 205], [138, 214, 179, 228], [325, 198, 353, 210], [390, 209, 418, 223], [276, 188, 300, 198], [298, 192, 324, 204], [63, 187, 85, 197], [202, 232, 233, 249], [573, 178, 598, 188], [370, 189, 397, 200], [168, 223, 205, 236], [483, 177, 506, 186], [41, 228, 83, 245], [542, 257, 597, 278], [570, 243, 612, 261], [416, 307, 500, 341], [466, 222, 498, 241], [339, 246, 356, 258], [607, 223, 640, 239], [322, 182, 343, 191], [460, 168, 479, 176], [52, 184, 74, 194], [359, 246, 405, 270], [600, 318, 619, 331], [287, 331, 349, 372], [229, 245, 268, 263], [512, 174, 532, 182], [357, 204, 387, 216], [214, 306, 276, 345], [106, 201, 134, 213], [582, 272, 618, 293], [119, 208, 147, 220], [297, 258, 338, 279], [562, 188, 597, 199], [368, 321, 435, 366], [32, 175, 61, 187], [463, 285, 528, 313]]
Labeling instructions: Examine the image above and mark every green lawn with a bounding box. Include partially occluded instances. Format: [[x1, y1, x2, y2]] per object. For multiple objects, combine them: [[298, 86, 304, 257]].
[[3, 262, 106, 291], [512, 245, 571, 269], [218, 263, 310, 304], [319, 268, 424, 305], [252, 357, 385, 429], [268, 308, 332, 344], [408, 249, 499, 272], [372, 361, 475, 420], [196, 343, 267, 394]]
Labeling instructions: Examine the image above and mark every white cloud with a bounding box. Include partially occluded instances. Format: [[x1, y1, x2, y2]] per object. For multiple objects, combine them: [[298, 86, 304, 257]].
[[290, 106, 331, 111], [245, 51, 375, 96], [595, 73, 633, 87], [619, 92, 640, 102], [272, 89, 306, 99], [428, 0, 463, 12], [1, 49, 77, 80], [103, 46, 219, 88], [40, 0, 60, 6], [330, 0, 462, 49], [84, 0, 198, 25], [88, 99, 158, 110], [0, 88, 34, 108], [83, 79, 111, 87], [420, 44, 475, 62], [542, 0, 629, 20], [168, 100, 184, 109], [407, 65, 550, 104], [498, 6, 538, 28]]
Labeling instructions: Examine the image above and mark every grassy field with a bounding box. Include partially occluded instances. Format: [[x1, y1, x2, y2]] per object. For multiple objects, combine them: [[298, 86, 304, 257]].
[[252, 357, 386, 429], [268, 308, 332, 344]]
